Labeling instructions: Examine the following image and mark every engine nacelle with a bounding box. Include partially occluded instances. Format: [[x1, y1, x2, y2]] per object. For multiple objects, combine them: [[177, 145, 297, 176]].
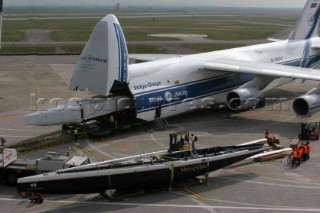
[[226, 88, 261, 110], [293, 94, 320, 117]]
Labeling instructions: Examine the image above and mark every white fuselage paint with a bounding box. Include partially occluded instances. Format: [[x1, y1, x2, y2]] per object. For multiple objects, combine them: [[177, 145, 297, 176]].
[[128, 37, 320, 121]]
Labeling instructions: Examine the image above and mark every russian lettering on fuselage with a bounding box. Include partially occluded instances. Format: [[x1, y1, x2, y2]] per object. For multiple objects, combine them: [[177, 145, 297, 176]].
[[133, 81, 161, 90], [149, 90, 188, 104]]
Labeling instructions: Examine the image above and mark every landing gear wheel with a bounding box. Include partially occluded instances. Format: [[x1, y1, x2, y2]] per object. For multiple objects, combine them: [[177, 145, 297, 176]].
[[257, 98, 266, 108]]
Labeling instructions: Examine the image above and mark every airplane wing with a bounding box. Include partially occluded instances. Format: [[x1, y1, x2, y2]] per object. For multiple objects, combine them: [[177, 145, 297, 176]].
[[204, 58, 320, 81], [129, 54, 186, 62]]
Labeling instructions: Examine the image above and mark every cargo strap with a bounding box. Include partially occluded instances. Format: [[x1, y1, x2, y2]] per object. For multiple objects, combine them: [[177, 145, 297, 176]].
[[189, 148, 194, 158], [169, 162, 174, 191], [108, 170, 112, 189], [205, 158, 210, 185], [154, 155, 164, 161]]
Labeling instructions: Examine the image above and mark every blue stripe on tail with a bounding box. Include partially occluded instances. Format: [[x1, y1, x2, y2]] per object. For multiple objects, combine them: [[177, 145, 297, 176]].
[[114, 23, 128, 82], [305, 5, 320, 39]]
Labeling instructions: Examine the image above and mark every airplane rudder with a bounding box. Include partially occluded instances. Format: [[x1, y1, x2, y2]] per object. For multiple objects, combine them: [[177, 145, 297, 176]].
[[70, 14, 129, 96], [306, 0, 320, 38], [289, 0, 320, 40], [107, 15, 129, 83]]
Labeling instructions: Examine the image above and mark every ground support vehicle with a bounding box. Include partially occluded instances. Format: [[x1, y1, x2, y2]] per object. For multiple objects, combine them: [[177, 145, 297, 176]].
[[1, 144, 90, 186], [299, 122, 320, 140]]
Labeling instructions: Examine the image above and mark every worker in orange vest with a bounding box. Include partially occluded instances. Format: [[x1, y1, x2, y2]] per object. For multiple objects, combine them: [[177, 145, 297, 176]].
[[291, 149, 299, 167], [303, 143, 308, 161], [299, 144, 304, 164], [306, 141, 311, 160], [292, 145, 299, 157]]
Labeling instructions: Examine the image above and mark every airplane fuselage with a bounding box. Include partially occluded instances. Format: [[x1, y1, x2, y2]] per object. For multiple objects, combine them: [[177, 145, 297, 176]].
[[129, 37, 320, 121], [24, 1, 320, 126]]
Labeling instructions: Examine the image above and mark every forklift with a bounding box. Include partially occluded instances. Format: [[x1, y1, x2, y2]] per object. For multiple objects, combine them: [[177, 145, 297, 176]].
[[299, 122, 320, 140], [168, 131, 191, 152]]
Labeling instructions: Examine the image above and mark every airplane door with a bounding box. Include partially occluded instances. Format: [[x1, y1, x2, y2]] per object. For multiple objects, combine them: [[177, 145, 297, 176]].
[[155, 105, 161, 118]]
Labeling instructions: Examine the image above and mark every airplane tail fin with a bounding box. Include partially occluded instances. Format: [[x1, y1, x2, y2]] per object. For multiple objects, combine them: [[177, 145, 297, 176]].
[[289, 0, 320, 40], [69, 14, 129, 96]]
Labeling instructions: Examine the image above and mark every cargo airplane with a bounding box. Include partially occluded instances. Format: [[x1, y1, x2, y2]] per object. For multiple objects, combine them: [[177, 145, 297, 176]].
[[26, 0, 320, 127]]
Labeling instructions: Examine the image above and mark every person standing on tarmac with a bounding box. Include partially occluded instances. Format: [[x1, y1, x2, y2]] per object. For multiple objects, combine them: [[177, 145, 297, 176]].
[[303, 143, 308, 161], [0, 136, 6, 143], [306, 141, 311, 160], [0, 136, 6, 146], [299, 144, 304, 164], [73, 127, 79, 144], [292, 149, 300, 167], [190, 134, 197, 150], [0, 136, 6, 153], [265, 130, 270, 139]]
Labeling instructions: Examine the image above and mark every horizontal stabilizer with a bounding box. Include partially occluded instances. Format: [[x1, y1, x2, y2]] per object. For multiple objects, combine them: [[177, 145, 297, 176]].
[[69, 14, 129, 96]]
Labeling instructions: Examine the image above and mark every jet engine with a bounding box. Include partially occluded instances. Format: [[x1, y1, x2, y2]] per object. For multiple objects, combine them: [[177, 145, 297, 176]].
[[226, 88, 261, 110], [293, 94, 320, 117]]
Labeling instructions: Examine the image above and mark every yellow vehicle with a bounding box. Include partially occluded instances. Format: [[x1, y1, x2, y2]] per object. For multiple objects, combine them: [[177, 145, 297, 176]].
[[168, 131, 191, 151], [299, 122, 320, 140]]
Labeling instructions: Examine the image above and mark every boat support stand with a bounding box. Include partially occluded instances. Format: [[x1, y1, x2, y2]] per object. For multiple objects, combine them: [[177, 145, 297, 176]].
[[100, 189, 145, 202]]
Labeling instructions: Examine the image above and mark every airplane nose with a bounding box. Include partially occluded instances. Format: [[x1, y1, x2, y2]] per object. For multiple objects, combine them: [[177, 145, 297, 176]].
[[24, 112, 42, 125], [24, 105, 82, 126]]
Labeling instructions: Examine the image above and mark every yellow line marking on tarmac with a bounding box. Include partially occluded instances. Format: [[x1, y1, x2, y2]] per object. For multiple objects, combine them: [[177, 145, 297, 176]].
[[0, 115, 14, 119], [183, 187, 205, 199], [69, 142, 110, 161], [102, 141, 132, 148]]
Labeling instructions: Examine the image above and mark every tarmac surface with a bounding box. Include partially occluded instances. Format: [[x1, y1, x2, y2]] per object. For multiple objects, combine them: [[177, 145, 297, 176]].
[[1, 56, 320, 212]]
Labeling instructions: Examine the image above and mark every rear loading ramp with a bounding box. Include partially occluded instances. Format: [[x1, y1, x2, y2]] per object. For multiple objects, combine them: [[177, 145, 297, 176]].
[[25, 95, 134, 126]]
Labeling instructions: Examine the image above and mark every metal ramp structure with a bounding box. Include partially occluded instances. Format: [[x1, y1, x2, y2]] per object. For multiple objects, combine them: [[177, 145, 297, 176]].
[[8, 130, 75, 153], [155, 116, 169, 131]]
